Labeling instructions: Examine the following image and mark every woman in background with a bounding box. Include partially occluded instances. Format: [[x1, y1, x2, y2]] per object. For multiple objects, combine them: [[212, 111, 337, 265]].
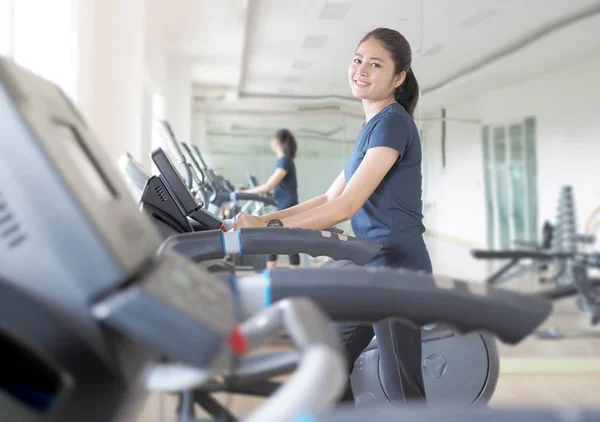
[[237, 128, 300, 270]]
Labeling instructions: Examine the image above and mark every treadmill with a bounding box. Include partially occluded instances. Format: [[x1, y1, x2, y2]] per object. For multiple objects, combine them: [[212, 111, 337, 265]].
[[0, 57, 350, 422], [118, 147, 384, 273], [140, 137, 560, 417], [155, 121, 276, 212], [0, 55, 233, 422]]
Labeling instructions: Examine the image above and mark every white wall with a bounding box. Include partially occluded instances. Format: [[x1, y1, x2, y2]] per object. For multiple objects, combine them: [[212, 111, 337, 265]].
[[1, 0, 166, 173], [422, 54, 600, 281], [420, 114, 489, 282], [76, 0, 148, 164], [0, 0, 11, 56], [11, 0, 77, 100], [165, 59, 193, 144], [74, 0, 184, 172]]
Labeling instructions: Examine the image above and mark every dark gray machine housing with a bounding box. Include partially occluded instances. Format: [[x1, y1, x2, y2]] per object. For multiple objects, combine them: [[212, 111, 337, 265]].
[[0, 57, 162, 422], [0, 58, 232, 422]]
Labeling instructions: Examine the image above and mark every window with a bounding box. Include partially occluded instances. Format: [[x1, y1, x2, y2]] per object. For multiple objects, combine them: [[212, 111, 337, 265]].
[[0, 0, 13, 57], [11, 0, 77, 100], [482, 117, 538, 249]]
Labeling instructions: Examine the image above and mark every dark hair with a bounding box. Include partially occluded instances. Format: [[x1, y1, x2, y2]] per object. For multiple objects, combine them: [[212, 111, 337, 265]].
[[274, 128, 297, 159], [358, 28, 419, 117]]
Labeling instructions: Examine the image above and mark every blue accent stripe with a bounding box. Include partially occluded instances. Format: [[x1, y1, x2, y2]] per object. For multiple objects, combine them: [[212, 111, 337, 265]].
[[262, 269, 271, 306], [221, 231, 226, 256], [229, 275, 240, 321], [238, 229, 243, 254], [292, 414, 315, 422]]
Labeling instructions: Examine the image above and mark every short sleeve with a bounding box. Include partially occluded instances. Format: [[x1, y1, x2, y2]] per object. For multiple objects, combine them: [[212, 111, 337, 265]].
[[275, 156, 291, 172], [368, 114, 409, 160]]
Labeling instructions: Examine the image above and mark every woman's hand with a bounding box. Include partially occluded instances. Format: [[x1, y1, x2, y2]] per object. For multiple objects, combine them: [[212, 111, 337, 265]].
[[233, 213, 266, 230]]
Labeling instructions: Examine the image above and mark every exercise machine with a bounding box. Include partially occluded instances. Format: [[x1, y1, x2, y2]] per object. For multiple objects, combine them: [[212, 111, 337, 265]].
[[0, 56, 350, 422], [126, 145, 553, 411], [142, 157, 552, 411], [155, 120, 276, 219], [472, 249, 600, 332], [472, 186, 595, 286], [179, 262, 552, 418], [118, 148, 381, 274], [118, 146, 524, 410]]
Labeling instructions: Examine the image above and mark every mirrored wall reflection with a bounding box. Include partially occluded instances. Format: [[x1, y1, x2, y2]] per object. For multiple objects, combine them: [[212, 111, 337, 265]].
[[192, 107, 365, 233]]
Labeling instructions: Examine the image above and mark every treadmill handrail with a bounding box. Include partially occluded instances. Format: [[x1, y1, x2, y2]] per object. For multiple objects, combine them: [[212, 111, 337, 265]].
[[237, 297, 346, 422], [157, 120, 186, 162], [235, 267, 553, 345], [156, 120, 196, 189], [224, 350, 300, 384], [180, 142, 206, 185], [144, 297, 346, 422], [470, 249, 571, 260], [157, 228, 382, 266], [215, 191, 277, 207], [192, 144, 209, 169]]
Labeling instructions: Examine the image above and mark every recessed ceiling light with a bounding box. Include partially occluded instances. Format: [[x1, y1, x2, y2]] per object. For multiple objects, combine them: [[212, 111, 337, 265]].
[[422, 43, 445, 57], [459, 9, 498, 28], [292, 59, 313, 70], [318, 2, 352, 20], [284, 76, 303, 83], [302, 35, 329, 49]]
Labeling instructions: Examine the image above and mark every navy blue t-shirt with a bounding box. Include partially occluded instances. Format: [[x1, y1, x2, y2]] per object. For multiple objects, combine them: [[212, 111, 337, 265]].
[[273, 155, 298, 210], [344, 103, 431, 272]]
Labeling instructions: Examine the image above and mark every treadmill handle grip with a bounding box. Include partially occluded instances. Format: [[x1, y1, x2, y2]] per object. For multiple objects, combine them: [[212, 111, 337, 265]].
[[157, 228, 382, 266], [265, 267, 553, 345], [240, 298, 346, 422], [218, 191, 277, 206], [157, 231, 225, 261], [471, 249, 551, 260], [239, 228, 381, 266]]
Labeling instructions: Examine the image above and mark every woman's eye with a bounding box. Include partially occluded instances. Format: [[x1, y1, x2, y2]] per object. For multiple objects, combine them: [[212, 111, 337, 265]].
[[371, 63, 380, 68], [353, 59, 361, 64]]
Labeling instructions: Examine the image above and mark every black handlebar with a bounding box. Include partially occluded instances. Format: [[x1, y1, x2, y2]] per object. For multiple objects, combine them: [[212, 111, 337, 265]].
[[214, 191, 277, 207], [158, 228, 382, 266], [268, 267, 553, 345], [238, 228, 380, 266], [471, 250, 567, 260]]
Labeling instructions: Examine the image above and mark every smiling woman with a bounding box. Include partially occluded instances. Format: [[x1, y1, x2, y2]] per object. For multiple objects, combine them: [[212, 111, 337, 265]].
[[350, 28, 419, 120], [233, 26, 431, 406]]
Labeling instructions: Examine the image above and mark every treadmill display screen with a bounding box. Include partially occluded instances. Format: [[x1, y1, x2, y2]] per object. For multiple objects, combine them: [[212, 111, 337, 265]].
[[151, 148, 199, 215], [58, 123, 116, 202]]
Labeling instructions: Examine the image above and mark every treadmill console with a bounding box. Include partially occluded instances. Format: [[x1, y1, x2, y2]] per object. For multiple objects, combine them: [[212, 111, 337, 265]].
[[152, 147, 222, 231], [152, 147, 201, 215], [93, 252, 235, 367], [0, 57, 162, 303], [0, 55, 234, 370], [0, 56, 236, 421]]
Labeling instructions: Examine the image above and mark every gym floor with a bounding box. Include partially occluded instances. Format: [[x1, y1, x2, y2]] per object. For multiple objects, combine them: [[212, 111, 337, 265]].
[[136, 270, 600, 421]]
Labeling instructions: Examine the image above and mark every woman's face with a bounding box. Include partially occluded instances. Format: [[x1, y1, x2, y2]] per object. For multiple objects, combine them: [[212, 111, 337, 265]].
[[348, 38, 404, 102], [270, 137, 281, 154]]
